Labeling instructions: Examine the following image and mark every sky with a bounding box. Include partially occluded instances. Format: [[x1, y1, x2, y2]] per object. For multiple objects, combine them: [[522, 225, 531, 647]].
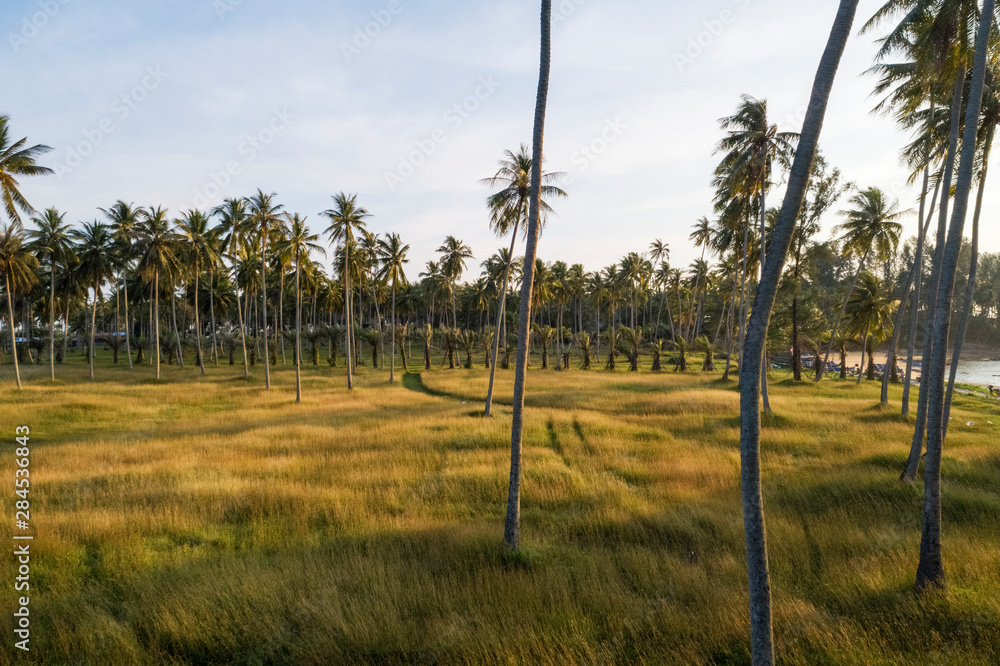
[[2, 0, 993, 283]]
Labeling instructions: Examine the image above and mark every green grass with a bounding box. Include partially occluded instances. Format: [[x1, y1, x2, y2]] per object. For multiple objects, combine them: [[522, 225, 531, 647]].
[[1, 349, 999, 664]]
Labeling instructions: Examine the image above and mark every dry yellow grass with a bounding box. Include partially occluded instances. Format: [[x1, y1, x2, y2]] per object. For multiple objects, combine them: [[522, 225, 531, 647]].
[[1, 353, 999, 664]]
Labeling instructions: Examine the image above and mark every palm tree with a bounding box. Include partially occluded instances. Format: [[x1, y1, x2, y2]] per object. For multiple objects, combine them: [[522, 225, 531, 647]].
[[687, 218, 713, 339], [436, 236, 474, 330], [736, 2, 859, 662], [505, 0, 553, 553], [844, 272, 896, 385], [72, 221, 116, 380], [177, 210, 218, 375], [816, 187, 903, 380], [246, 190, 284, 390], [323, 193, 370, 391], [136, 207, 180, 380], [0, 116, 53, 228], [377, 232, 410, 384], [481, 144, 567, 414], [27, 208, 71, 381], [649, 239, 671, 338], [100, 201, 143, 370], [214, 198, 251, 378], [0, 224, 38, 389], [278, 214, 324, 403]]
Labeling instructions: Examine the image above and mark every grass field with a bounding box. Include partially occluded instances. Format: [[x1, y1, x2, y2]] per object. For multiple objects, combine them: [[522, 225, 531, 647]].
[[1, 349, 999, 664]]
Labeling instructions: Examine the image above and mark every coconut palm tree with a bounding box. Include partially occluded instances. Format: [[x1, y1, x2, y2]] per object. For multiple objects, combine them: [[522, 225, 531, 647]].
[[72, 221, 116, 381], [0, 116, 53, 228], [135, 207, 180, 380], [505, 0, 553, 553], [277, 214, 324, 403], [100, 201, 144, 370], [214, 198, 251, 378], [176, 210, 218, 375], [844, 272, 896, 384], [436, 236, 474, 330], [27, 208, 71, 381], [377, 232, 410, 384], [0, 224, 38, 389], [736, 2, 859, 662], [816, 187, 904, 380], [246, 190, 284, 389], [323, 192, 370, 391]]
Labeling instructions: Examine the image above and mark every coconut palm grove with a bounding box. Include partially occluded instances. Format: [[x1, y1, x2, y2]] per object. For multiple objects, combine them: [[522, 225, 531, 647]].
[[3, 1, 1000, 664]]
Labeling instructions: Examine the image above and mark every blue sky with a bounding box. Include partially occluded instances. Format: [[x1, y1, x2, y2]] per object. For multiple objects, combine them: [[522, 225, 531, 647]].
[[2, 0, 987, 281]]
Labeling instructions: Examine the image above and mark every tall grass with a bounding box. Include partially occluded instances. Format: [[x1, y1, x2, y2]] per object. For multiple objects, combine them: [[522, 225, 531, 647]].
[[1, 353, 999, 664]]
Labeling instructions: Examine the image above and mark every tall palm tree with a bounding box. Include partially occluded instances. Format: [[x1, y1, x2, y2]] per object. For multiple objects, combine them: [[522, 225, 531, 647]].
[[437, 236, 474, 330], [246, 190, 284, 389], [323, 192, 371, 391], [278, 214, 324, 403], [736, 1, 859, 662], [505, 0, 553, 553], [214, 198, 251, 378], [177, 210, 218, 375], [915, 0, 994, 592], [0, 116, 53, 228], [72, 221, 116, 380], [0, 224, 38, 389], [136, 207, 180, 380], [27, 208, 71, 381], [817, 187, 903, 380], [482, 145, 566, 415], [100, 201, 143, 370], [687, 218, 713, 340], [377, 232, 410, 384], [844, 272, 896, 384]]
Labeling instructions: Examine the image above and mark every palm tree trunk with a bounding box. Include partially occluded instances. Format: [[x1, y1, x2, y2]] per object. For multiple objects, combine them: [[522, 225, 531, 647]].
[[390, 281, 397, 384], [261, 234, 271, 389], [295, 251, 302, 403], [61, 291, 69, 366], [5, 275, 21, 390], [154, 270, 161, 380], [857, 325, 869, 385], [89, 281, 99, 380], [942, 142, 990, 436], [123, 269, 133, 370], [817, 247, 870, 381], [48, 265, 56, 381], [194, 269, 205, 375], [505, 0, 551, 553], [738, 1, 857, 661], [344, 245, 353, 391], [235, 269, 249, 378], [171, 281, 184, 369], [279, 269, 286, 365], [209, 270, 219, 366], [486, 226, 520, 415], [916, 1, 992, 591], [902, 64, 967, 482]]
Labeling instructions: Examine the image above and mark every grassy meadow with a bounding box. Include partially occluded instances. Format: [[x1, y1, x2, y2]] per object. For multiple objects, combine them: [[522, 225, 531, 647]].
[[1, 349, 1000, 664]]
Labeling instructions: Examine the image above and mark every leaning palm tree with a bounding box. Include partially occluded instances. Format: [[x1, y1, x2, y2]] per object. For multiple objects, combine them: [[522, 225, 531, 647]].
[[0, 116, 54, 228], [135, 207, 180, 380], [736, 1, 860, 662], [505, 0, 553, 553], [323, 193, 371, 391], [481, 145, 567, 415], [277, 213, 324, 403], [176, 210, 219, 375], [0, 224, 38, 389], [377, 232, 410, 384], [72, 221, 116, 381], [246, 190, 284, 390], [816, 186, 903, 381], [27, 208, 71, 381]]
